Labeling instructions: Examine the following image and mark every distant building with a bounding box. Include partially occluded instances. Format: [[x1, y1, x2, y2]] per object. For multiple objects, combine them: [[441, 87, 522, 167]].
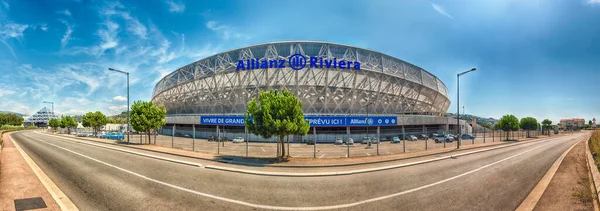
[[23, 107, 59, 127], [559, 118, 585, 130], [593, 118, 596, 128]]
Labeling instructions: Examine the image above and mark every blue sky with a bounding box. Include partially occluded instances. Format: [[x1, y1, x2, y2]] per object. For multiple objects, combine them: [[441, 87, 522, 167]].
[[0, 0, 599, 124]]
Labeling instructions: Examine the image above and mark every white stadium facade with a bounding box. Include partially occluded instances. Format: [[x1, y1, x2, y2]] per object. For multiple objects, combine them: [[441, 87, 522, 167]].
[[152, 41, 471, 142]]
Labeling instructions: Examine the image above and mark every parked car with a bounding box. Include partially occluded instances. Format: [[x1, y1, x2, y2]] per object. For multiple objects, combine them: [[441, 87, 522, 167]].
[[380, 137, 391, 142], [346, 138, 354, 145], [70, 132, 77, 135], [433, 134, 452, 143], [208, 136, 215, 142], [106, 132, 124, 141], [461, 134, 475, 140], [361, 137, 372, 144], [391, 137, 401, 143], [408, 135, 418, 141], [232, 137, 245, 143], [77, 132, 87, 137], [371, 138, 379, 144], [398, 134, 406, 140], [429, 133, 439, 139], [306, 139, 316, 145], [417, 134, 429, 140], [445, 135, 455, 142], [217, 137, 228, 142], [334, 138, 343, 145], [96, 132, 106, 138], [184, 134, 191, 138]]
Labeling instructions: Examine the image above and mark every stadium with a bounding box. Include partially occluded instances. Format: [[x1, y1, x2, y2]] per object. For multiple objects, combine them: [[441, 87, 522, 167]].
[[152, 41, 472, 142]]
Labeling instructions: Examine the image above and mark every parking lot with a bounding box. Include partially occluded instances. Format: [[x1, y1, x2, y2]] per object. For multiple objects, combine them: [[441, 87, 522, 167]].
[[122, 130, 539, 158]]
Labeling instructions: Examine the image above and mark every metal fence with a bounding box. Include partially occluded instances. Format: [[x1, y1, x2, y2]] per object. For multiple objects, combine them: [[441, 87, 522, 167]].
[[146, 127, 547, 159]]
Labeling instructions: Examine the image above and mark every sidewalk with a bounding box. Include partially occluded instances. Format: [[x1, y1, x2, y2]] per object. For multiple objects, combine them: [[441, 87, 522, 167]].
[[47, 131, 559, 168], [534, 141, 595, 211], [0, 132, 60, 211]]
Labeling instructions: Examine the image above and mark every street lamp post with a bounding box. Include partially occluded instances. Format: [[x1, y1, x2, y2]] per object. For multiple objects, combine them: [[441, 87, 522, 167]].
[[43, 101, 54, 129], [457, 67, 477, 149], [364, 101, 375, 152], [108, 68, 130, 144], [43, 101, 54, 116]]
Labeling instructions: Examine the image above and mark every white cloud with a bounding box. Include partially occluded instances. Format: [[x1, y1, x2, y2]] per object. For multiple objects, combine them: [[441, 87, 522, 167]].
[[57, 9, 72, 17], [0, 22, 28, 58], [108, 105, 128, 113], [431, 3, 454, 19], [589, 0, 600, 4], [1, 1, 8, 10], [0, 87, 15, 96], [32, 23, 49, 31], [120, 12, 147, 39], [59, 20, 73, 48], [205, 21, 247, 40], [113, 95, 127, 102], [0, 22, 29, 40], [165, 0, 185, 13]]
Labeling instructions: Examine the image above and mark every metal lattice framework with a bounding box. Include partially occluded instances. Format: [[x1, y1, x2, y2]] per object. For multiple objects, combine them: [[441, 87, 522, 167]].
[[152, 41, 450, 116], [23, 107, 58, 125]]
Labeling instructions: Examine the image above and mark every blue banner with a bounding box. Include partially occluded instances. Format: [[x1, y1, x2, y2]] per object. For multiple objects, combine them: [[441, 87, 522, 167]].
[[200, 116, 397, 127]]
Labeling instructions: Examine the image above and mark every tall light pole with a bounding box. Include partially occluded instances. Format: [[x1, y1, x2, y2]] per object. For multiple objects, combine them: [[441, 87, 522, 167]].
[[108, 68, 130, 144], [457, 67, 477, 149], [43, 101, 54, 116], [364, 101, 375, 147]]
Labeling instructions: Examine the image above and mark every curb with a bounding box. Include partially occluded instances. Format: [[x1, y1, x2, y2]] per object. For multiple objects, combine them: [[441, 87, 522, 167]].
[[206, 137, 557, 177], [10, 133, 79, 211], [586, 137, 600, 210], [34, 131, 566, 177], [516, 137, 582, 211]]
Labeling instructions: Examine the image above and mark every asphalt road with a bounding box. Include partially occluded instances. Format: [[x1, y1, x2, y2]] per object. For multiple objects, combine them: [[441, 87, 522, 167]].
[[12, 131, 588, 211]]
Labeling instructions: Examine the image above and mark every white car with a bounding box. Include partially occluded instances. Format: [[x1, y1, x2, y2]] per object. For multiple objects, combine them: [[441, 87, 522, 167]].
[[346, 138, 354, 145], [232, 137, 245, 143], [408, 135, 418, 141], [334, 138, 344, 145]]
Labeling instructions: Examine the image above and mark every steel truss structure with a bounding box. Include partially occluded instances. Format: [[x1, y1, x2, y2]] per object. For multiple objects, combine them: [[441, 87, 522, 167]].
[[152, 41, 450, 116], [23, 107, 58, 126]]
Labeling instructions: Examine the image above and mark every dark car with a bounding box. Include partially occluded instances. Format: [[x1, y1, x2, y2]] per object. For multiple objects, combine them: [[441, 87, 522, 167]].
[[417, 134, 429, 140], [307, 139, 316, 145], [208, 136, 215, 141], [461, 134, 475, 140]]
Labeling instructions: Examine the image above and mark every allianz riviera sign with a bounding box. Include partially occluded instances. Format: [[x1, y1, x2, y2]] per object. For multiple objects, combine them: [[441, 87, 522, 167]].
[[236, 53, 362, 71], [200, 116, 397, 127]]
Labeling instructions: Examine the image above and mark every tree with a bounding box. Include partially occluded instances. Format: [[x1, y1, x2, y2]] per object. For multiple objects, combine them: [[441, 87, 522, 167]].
[[131, 100, 167, 144], [245, 89, 310, 158], [82, 111, 108, 135], [61, 116, 78, 134], [542, 119, 552, 135], [496, 114, 520, 140], [48, 118, 61, 130], [589, 120, 593, 126], [1, 113, 23, 126], [520, 117, 538, 138], [481, 123, 492, 129]]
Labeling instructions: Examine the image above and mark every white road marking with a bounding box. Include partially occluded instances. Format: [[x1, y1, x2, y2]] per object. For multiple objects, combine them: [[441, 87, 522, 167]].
[[27, 133, 553, 210], [319, 154, 326, 159], [261, 147, 266, 152], [366, 153, 371, 156], [28, 132, 203, 167]]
